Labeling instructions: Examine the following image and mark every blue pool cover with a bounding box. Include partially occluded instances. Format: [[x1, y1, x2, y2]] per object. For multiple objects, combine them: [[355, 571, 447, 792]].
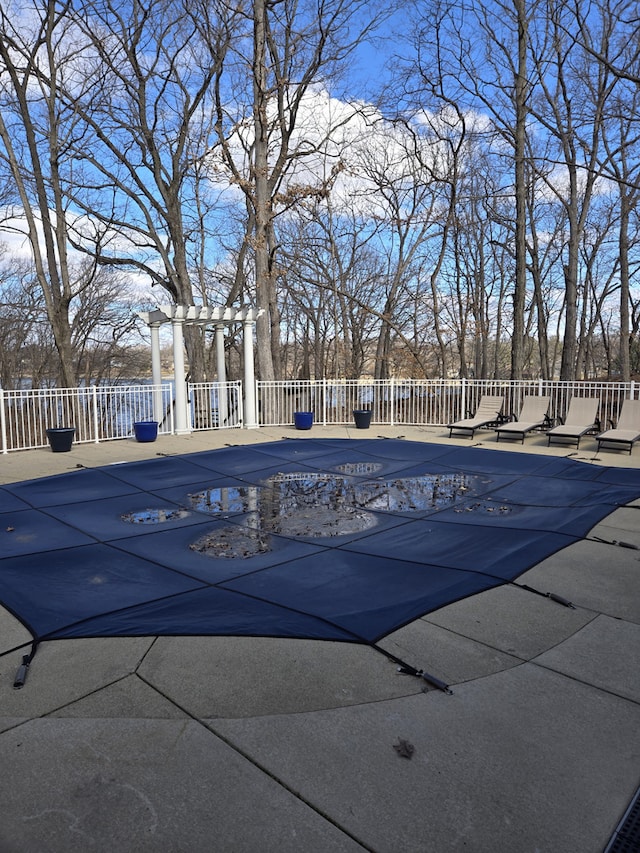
[[1, 439, 639, 661]]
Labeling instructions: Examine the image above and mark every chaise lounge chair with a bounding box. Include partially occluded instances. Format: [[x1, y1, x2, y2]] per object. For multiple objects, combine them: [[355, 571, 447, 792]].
[[447, 395, 504, 439], [596, 398, 640, 455], [495, 395, 551, 444], [546, 397, 600, 449]]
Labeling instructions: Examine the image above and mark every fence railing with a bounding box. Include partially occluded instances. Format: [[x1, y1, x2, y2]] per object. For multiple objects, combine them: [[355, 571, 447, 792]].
[[2, 377, 637, 453], [0, 384, 175, 452], [255, 378, 639, 430], [0, 381, 248, 453]]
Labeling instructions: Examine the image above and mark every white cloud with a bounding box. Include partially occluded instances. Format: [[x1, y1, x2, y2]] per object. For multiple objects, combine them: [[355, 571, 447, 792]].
[[206, 86, 450, 222], [0, 206, 158, 302]]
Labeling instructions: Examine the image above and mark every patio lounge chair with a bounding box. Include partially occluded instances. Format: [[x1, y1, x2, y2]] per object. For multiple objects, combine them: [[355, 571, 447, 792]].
[[546, 397, 600, 449], [596, 398, 640, 454], [495, 395, 551, 444], [447, 395, 504, 438]]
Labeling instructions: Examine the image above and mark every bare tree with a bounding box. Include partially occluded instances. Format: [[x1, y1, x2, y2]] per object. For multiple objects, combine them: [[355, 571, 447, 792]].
[[56, 0, 243, 382], [0, 249, 43, 388], [0, 1, 90, 385], [392, 0, 640, 380], [527, 1, 618, 378], [278, 198, 384, 379], [571, 0, 640, 85], [213, 0, 387, 380], [512, 0, 529, 378], [350, 120, 446, 379], [598, 64, 640, 379]]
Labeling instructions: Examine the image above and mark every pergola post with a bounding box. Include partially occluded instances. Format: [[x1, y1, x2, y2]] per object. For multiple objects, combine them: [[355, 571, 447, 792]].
[[171, 313, 190, 434], [243, 318, 257, 429], [215, 323, 228, 428], [150, 322, 164, 425]]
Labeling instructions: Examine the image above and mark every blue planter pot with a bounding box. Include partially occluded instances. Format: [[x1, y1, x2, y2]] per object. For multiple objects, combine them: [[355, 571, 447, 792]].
[[294, 412, 314, 430], [133, 421, 159, 442], [46, 427, 75, 452]]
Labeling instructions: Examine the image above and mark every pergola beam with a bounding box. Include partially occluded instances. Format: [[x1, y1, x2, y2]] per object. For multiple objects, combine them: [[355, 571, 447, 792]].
[[138, 305, 261, 326]]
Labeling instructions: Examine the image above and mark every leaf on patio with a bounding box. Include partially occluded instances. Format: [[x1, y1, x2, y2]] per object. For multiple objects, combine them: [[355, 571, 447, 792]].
[[393, 738, 415, 759]]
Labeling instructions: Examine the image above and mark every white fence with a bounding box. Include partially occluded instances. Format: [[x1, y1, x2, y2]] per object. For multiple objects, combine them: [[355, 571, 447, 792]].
[[0, 384, 174, 453], [0, 381, 241, 453], [2, 377, 637, 452], [256, 378, 639, 430]]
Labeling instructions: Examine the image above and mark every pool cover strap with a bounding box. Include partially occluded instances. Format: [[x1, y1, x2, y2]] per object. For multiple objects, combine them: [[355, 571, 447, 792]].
[[589, 535, 639, 550], [13, 642, 38, 689], [373, 644, 453, 694], [515, 583, 575, 608]]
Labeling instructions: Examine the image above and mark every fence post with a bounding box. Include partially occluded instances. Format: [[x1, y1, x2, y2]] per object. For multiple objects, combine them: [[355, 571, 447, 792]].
[[319, 379, 325, 425], [234, 382, 243, 427], [460, 377, 467, 419], [168, 384, 175, 433], [0, 387, 6, 454], [92, 386, 100, 443], [253, 378, 258, 428], [390, 378, 395, 426]]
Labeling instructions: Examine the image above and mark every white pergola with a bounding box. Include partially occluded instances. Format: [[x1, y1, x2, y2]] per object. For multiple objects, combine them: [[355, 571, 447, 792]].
[[138, 304, 262, 433]]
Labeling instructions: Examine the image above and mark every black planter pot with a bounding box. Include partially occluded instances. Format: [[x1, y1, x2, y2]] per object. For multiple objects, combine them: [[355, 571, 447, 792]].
[[353, 410, 372, 429], [46, 427, 75, 452]]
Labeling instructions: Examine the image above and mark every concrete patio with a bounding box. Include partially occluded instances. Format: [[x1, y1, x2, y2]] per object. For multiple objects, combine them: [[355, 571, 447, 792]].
[[1, 424, 639, 853]]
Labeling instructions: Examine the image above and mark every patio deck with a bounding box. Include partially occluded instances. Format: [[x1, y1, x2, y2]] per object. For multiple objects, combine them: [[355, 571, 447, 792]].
[[1, 424, 639, 853]]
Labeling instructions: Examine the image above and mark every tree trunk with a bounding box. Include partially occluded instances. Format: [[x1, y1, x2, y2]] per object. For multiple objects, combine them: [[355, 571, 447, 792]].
[[560, 205, 580, 380], [511, 0, 528, 379], [618, 189, 631, 381], [252, 0, 276, 381]]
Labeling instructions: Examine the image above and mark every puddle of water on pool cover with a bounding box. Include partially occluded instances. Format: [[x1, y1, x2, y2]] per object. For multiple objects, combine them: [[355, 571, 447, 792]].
[[185, 471, 485, 558], [121, 508, 191, 524], [121, 471, 495, 558]]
